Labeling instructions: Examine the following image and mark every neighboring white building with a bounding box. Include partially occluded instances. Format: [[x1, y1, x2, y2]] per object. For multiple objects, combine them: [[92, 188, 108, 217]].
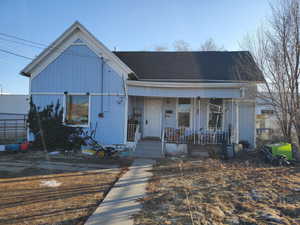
[[0, 95, 29, 120], [256, 96, 278, 139]]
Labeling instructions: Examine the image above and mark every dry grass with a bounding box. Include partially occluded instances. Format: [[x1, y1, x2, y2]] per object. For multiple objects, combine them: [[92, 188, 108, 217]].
[[0, 151, 132, 167], [135, 152, 300, 225], [0, 168, 124, 225]]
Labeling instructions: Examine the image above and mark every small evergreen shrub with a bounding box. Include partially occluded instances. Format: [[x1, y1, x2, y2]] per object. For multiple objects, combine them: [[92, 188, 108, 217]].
[[28, 98, 85, 151]]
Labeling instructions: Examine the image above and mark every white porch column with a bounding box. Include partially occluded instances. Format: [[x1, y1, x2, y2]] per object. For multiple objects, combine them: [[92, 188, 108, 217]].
[[235, 100, 239, 144], [198, 97, 201, 129]]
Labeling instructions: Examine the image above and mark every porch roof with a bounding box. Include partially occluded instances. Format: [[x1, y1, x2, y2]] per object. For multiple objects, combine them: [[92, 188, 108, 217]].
[[127, 81, 243, 98]]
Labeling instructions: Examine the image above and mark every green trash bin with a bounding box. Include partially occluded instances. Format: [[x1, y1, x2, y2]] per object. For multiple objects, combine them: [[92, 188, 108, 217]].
[[266, 143, 293, 160]]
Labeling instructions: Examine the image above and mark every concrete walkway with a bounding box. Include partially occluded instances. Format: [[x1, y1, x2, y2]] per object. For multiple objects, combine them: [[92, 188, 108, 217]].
[[85, 159, 154, 225]]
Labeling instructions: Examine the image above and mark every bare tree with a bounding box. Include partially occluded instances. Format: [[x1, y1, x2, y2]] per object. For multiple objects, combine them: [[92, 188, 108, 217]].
[[154, 45, 169, 51], [199, 38, 225, 51], [240, 0, 300, 144], [173, 40, 190, 51]]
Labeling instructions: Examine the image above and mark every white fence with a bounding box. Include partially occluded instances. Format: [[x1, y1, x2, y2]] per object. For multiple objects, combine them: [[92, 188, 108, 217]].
[[163, 127, 232, 145]]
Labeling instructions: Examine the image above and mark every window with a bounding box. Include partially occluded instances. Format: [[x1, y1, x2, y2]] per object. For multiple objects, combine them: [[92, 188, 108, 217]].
[[261, 109, 274, 115], [208, 99, 223, 130], [66, 95, 89, 126], [178, 98, 191, 127]]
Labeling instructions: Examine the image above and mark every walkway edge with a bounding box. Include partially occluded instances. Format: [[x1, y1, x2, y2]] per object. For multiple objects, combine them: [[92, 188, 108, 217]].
[[85, 159, 154, 225]]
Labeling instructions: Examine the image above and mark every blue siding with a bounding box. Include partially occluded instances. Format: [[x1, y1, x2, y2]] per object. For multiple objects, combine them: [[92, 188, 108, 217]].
[[91, 96, 125, 144], [31, 45, 124, 94], [31, 44, 126, 145], [31, 95, 64, 110]]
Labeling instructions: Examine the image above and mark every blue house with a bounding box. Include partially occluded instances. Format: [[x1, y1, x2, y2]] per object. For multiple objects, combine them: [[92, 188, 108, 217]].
[[20, 22, 263, 156]]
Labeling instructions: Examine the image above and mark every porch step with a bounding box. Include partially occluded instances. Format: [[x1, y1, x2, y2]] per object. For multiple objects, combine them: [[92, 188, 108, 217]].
[[134, 141, 163, 159]]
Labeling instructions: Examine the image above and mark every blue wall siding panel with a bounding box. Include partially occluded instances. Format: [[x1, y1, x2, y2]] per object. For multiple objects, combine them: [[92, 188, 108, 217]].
[[31, 95, 64, 110], [91, 96, 125, 145], [31, 44, 126, 145], [31, 45, 124, 94]]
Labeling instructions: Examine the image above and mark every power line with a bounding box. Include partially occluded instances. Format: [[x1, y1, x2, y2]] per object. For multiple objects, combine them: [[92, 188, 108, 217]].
[[0, 36, 44, 49], [0, 48, 33, 60], [0, 32, 102, 60], [0, 32, 46, 47]]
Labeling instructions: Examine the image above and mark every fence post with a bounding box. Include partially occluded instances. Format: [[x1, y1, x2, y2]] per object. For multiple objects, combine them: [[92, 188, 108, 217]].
[[3, 120, 6, 141], [15, 120, 18, 141]]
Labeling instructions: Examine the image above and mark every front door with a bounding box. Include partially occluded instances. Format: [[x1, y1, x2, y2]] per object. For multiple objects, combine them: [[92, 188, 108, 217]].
[[144, 98, 162, 138]]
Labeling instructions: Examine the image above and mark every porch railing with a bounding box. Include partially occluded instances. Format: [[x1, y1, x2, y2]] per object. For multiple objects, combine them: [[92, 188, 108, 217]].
[[127, 123, 139, 142], [163, 127, 231, 145], [0, 118, 27, 144]]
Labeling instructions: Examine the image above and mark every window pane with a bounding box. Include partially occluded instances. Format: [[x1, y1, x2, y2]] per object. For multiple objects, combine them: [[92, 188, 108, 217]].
[[178, 98, 191, 112], [66, 95, 89, 125], [178, 112, 190, 127]]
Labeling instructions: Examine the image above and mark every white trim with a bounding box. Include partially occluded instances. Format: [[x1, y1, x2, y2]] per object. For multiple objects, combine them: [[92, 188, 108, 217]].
[[139, 79, 263, 84], [142, 97, 145, 138], [235, 101, 239, 144], [124, 95, 128, 144], [206, 102, 209, 129], [253, 101, 256, 148], [91, 93, 125, 96], [21, 21, 134, 79], [198, 98, 201, 129], [31, 92, 125, 96], [222, 100, 225, 129], [127, 80, 247, 89]]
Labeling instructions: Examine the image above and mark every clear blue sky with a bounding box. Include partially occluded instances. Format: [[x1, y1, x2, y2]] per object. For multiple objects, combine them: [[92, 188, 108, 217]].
[[0, 0, 270, 94]]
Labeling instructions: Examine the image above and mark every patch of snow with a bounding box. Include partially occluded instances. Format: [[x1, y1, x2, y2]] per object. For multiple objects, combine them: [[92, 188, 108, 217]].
[[261, 212, 283, 223], [49, 151, 60, 155], [40, 180, 61, 187]]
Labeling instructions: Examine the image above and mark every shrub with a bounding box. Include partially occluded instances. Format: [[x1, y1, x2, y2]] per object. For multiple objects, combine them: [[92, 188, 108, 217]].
[[28, 98, 85, 151]]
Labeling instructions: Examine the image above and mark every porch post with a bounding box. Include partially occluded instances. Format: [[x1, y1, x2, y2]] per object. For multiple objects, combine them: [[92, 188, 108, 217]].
[[193, 97, 196, 144], [231, 99, 234, 144], [198, 97, 201, 129], [235, 100, 239, 144]]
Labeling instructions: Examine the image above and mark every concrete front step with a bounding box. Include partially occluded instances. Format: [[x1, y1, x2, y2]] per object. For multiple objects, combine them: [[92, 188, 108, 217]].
[[134, 141, 163, 158]]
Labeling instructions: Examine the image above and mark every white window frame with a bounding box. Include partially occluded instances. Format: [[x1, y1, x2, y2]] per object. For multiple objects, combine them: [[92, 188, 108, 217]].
[[63, 93, 91, 128], [176, 98, 192, 128]]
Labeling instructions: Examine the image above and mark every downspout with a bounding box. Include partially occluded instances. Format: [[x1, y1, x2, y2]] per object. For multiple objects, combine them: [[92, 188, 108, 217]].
[[122, 73, 128, 144], [101, 56, 104, 116]]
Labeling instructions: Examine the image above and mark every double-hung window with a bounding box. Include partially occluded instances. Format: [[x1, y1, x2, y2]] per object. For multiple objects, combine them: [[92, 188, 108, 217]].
[[177, 98, 191, 128], [65, 95, 89, 126]]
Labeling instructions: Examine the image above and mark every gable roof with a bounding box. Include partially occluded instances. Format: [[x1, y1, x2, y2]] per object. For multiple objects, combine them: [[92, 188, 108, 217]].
[[114, 51, 264, 82], [20, 21, 135, 78]]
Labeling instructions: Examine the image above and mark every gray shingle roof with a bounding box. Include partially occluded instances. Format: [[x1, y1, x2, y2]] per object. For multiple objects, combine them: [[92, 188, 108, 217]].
[[114, 51, 264, 82]]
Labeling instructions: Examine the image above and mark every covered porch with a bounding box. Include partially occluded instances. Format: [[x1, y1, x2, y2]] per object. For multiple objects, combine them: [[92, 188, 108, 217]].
[[127, 96, 240, 145]]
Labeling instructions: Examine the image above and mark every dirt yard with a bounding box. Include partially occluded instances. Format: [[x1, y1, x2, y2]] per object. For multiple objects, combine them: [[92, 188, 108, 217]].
[[134, 152, 300, 225], [0, 151, 130, 225]]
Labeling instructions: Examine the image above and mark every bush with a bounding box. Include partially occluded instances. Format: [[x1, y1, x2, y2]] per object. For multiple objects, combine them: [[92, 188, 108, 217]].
[[28, 98, 85, 151]]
